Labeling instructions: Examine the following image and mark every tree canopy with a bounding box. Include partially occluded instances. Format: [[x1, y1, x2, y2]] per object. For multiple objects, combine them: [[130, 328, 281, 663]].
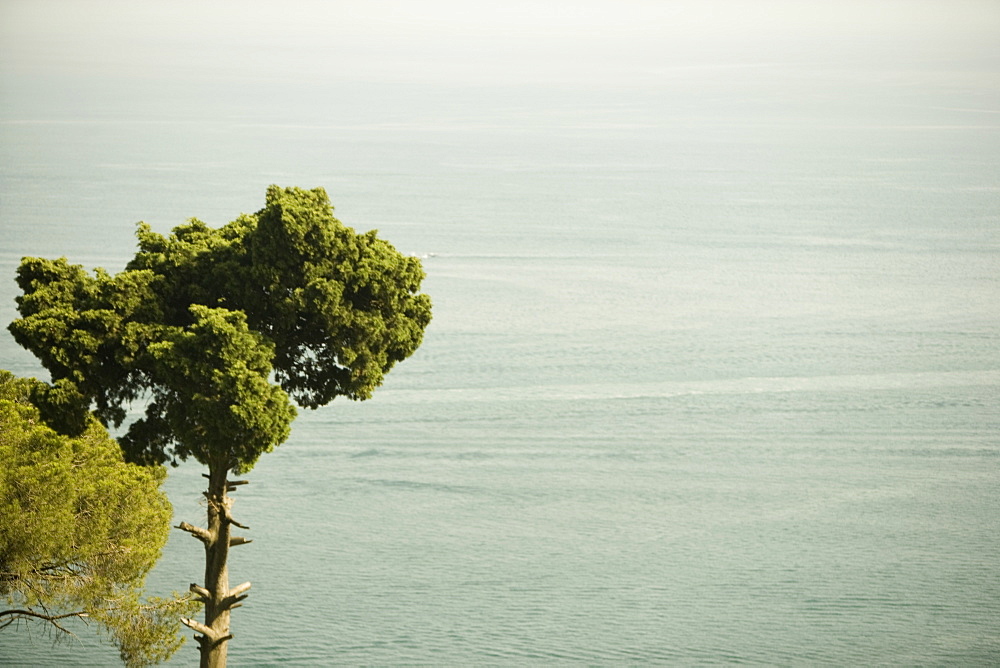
[[9, 185, 432, 474], [0, 370, 196, 667]]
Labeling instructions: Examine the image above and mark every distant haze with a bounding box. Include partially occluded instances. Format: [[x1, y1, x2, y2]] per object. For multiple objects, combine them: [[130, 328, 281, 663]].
[[2, 0, 998, 88]]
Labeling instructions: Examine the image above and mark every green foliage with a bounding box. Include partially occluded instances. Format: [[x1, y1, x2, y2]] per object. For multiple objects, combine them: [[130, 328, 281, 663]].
[[90, 594, 200, 668], [9, 186, 432, 474], [0, 371, 198, 666], [135, 304, 296, 474]]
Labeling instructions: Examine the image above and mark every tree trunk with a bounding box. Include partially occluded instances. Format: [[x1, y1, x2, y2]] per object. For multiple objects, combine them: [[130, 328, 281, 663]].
[[177, 463, 252, 668]]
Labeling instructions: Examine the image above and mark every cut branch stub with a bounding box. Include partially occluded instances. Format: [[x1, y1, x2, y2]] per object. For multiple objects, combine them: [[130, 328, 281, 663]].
[[176, 521, 211, 544], [228, 582, 251, 598], [229, 536, 252, 547], [188, 583, 211, 603], [180, 616, 215, 639], [181, 617, 235, 648], [221, 582, 251, 611]]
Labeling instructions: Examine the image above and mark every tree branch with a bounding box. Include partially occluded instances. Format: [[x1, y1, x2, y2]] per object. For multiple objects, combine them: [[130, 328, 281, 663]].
[[229, 581, 252, 598], [0, 608, 87, 636], [180, 616, 216, 640], [221, 594, 250, 611], [211, 581, 251, 612], [229, 536, 253, 547], [228, 517, 250, 530], [188, 584, 211, 603], [181, 617, 234, 647], [226, 479, 249, 492], [176, 521, 211, 544]]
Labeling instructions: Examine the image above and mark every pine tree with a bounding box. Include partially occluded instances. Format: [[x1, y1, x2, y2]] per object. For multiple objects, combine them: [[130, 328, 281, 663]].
[[9, 186, 432, 667]]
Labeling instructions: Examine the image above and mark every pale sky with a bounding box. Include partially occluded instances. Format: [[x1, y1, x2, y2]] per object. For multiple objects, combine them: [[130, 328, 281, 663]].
[[2, 0, 998, 88]]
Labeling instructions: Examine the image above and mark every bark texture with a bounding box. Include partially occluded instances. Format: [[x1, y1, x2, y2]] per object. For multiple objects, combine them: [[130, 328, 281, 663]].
[[178, 465, 252, 668]]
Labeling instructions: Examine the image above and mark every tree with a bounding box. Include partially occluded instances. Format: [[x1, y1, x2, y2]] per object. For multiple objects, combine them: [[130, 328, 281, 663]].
[[0, 370, 197, 667], [8, 186, 433, 667]]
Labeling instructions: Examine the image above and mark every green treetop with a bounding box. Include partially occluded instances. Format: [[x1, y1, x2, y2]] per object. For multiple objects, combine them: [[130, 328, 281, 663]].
[[11, 185, 431, 474]]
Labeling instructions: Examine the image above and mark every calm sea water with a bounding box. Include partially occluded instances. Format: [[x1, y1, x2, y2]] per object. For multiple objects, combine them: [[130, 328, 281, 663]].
[[1, 80, 998, 665]]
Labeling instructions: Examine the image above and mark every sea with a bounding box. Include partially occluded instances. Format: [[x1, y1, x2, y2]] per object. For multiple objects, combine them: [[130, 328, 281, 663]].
[[1, 74, 998, 665]]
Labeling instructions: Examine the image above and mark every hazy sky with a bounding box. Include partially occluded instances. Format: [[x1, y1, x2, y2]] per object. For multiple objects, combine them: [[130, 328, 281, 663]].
[[2, 0, 998, 88]]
